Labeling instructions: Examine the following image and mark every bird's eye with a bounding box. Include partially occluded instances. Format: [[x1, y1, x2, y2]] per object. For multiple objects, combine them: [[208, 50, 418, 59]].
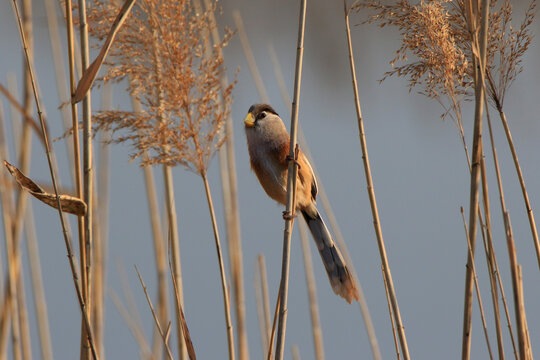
[[258, 111, 267, 120]]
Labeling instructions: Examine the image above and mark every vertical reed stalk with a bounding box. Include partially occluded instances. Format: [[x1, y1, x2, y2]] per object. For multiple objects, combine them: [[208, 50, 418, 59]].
[[24, 206, 53, 360], [460, 208, 494, 360], [498, 108, 540, 269], [255, 255, 271, 356], [381, 266, 400, 360], [298, 222, 324, 360], [10, 0, 99, 358], [479, 141, 504, 359], [269, 42, 382, 360], [485, 96, 518, 358], [203, 2, 249, 357], [504, 214, 530, 360], [275, 1, 307, 358], [461, 1, 490, 358], [77, 0, 93, 357], [201, 173, 235, 360], [130, 89, 169, 359], [345, 6, 410, 359]]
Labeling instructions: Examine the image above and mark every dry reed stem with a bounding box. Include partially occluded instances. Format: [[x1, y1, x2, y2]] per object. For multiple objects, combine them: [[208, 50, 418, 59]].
[[0, 85, 43, 147], [345, 6, 410, 359], [291, 345, 301, 360], [503, 213, 531, 360], [109, 291, 152, 358], [381, 265, 400, 360], [298, 222, 325, 360], [496, 108, 540, 269], [258, 255, 272, 352], [62, 3, 87, 356], [275, 1, 307, 358], [267, 286, 281, 360], [202, 173, 235, 360], [485, 96, 518, 358], [77, 0, 94, 358], [130, 88, 170, 359], [168, 243, 197, 360], [10, 0, 99, 358], [203, 2, 248, 357], [24, 206, 53, 360], [0, 101, 14, 358], [254, 257, 269, 356], [269, 42, 382, 360], [477, 121, 505, 359], [232, 11, 270, 103], [135, 266, 174, 360], [461, 1, 490, 358], [460, 208, 494, 360]]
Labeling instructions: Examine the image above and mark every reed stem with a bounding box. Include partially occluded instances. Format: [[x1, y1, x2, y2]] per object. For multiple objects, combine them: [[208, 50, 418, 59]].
[[201, 173, 235, 360], [345, 5, 410, 359]]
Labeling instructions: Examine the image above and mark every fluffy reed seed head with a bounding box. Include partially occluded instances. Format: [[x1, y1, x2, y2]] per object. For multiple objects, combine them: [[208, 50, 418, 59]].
[[355, 0, 535, 118], [84, 0, 235, 174]]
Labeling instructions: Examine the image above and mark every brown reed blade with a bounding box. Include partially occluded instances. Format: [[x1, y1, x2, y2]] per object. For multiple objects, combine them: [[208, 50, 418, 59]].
[[4, 161, 87, 216], [73, 0, 137, 103]]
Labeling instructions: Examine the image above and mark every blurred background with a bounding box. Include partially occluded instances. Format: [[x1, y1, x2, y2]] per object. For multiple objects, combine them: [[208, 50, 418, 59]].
[[0, 0, 539, 359]]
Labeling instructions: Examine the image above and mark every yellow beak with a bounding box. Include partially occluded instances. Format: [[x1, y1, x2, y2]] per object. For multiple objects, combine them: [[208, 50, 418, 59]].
[[244, 112, 255, 127]]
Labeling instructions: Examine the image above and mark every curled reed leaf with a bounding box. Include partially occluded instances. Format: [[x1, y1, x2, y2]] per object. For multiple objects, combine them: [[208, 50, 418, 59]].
[[4, 161, 87, 216]]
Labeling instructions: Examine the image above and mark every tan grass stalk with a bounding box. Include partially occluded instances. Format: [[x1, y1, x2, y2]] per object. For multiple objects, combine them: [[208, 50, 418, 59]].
[[15, 270, 32, 360], [130, 90, 169, 359], [254, 256, 270, 356], [274, 1, 307, 358], [266, 286, 281, 360], [10, 1, 99, 358], [478, 143, 504, 359], [24, 206, 53, 360], [269, 43, 382, 360], [345, 5, 410, 359], [135, 266, 174, 360], [298, 222, 324, 360], [201, 173, 235, 360], [92, 81, 114, 358], [486, 70, 540, 269], [0, 101, 13, 358], [109, 291, 152, 358], [232, 11, 270, 103], [460, 208, 494, 360], [485, 96, 518, 358], [43, 0, 76, 180], [503, 214, 530, 360], [168, 250, 196, 360], [0, 102, 22, 360], [77, 0, 94, 357], [461, 1, 490, 359], [291, 345, 301, 360], [204, 3, 248, 358], [381, 266, 400, 360]]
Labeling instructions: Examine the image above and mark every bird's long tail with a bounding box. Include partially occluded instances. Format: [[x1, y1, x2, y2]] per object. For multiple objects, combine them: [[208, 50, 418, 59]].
[[301, 207, 360, 303]]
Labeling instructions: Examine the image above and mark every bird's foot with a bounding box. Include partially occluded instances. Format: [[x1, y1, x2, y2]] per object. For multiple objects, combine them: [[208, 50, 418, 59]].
[[282, 210, 296, 221], [285, 144, 301, 169]]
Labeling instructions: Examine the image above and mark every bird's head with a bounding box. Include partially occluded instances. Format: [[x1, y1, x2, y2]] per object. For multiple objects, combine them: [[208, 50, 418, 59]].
[[244, 103, 279, 128]]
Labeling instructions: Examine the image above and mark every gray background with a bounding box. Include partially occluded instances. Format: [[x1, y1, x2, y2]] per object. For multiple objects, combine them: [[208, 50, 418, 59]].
[[0, 0, 539, 359]]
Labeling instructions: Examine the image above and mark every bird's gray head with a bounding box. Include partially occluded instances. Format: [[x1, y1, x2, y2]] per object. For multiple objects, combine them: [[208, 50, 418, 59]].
[[244, 103, 279, 128]]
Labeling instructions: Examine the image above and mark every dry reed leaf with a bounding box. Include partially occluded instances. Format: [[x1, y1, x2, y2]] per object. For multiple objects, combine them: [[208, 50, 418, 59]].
[[73, 0, 137, 103], [178, 300, 196, 360], [4, 161, 87, 216]]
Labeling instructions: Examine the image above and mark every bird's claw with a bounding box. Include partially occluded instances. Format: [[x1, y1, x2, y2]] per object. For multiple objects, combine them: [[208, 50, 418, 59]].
[[282, 210, 296, 221]]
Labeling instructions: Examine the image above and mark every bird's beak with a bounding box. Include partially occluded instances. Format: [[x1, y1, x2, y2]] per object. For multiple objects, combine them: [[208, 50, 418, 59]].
[[244, 112, 255, 127]]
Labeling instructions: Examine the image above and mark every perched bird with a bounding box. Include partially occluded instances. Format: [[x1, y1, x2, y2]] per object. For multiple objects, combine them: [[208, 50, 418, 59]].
[[244, 103, 360, 303]]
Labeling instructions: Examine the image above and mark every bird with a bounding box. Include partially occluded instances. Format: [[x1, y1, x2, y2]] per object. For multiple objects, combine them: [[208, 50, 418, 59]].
[[244, 103, 360, 303]]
